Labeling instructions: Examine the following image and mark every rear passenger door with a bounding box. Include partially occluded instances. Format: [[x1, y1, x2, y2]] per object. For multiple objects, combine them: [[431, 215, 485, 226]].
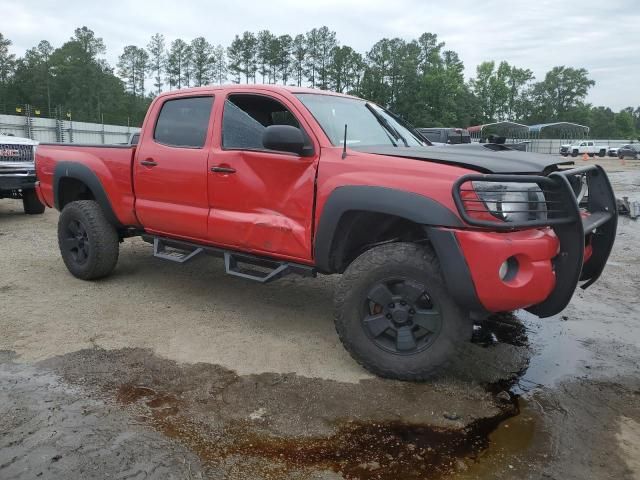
[[134, 95, 214, 241]]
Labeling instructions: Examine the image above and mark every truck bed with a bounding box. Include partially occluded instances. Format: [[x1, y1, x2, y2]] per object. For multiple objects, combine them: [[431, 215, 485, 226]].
[[36, 143, 140, 226]]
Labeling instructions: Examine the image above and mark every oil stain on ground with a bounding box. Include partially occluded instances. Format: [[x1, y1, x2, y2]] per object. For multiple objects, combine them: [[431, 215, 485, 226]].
[[40, 343, 528, 479]]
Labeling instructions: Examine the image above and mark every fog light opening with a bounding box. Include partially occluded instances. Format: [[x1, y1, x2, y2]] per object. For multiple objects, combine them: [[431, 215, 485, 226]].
[[499, 256, 519, 282]]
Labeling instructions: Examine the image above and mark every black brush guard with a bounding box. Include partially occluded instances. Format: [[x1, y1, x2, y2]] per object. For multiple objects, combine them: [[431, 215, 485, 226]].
[[452, 165, 618, 318]]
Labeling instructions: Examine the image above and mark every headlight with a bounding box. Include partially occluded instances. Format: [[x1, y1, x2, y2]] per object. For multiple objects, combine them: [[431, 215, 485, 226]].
[[472, 181, 547, 223]]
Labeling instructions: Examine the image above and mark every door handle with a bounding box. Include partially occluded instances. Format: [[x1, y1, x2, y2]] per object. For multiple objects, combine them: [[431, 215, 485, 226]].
[[140, 159, 158, 167], [210, 166, 236, 174]]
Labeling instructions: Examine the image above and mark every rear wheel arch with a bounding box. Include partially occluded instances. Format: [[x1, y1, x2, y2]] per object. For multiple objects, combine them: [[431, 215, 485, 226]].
[[314, 186, 463, 274], [53, 162, 120, 227]]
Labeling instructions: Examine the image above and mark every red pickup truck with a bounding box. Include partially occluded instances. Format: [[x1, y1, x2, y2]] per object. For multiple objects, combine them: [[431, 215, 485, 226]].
[[35, 85, 617, 380]]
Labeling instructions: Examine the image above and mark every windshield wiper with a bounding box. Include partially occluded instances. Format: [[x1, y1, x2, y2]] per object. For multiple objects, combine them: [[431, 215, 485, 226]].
[[384, 108, 432, 146], [365, 103, 408, 147]]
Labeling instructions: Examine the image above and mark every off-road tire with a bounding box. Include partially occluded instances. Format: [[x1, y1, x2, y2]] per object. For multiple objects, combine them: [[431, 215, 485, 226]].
[[58, 200, 119, 280], [598, 150, 606, 157], [571, 150, 578, 157], [334, 242, 472, 381], [22, 189, 45, 215]]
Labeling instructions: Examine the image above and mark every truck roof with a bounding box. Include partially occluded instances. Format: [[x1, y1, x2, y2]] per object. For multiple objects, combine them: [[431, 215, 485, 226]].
[[156, 84, 360, 101]]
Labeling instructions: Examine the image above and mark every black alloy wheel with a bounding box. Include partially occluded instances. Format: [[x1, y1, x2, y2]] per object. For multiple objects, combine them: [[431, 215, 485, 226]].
[[62, 218, 91, 264], [362, 278, 442, 354]]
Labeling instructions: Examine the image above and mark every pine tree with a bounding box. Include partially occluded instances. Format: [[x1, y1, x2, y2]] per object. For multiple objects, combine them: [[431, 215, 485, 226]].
[[147, 33, 165, 95]]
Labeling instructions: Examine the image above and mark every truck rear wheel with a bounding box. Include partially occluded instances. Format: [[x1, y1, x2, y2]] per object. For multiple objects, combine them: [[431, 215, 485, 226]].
[[334, 242, 472, 381], [57, 200, 119, 280], [22, 189, 45, 215]]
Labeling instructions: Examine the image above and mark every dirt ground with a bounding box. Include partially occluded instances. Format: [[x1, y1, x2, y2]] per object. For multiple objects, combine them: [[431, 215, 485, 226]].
[[1, 157, 639, 479]]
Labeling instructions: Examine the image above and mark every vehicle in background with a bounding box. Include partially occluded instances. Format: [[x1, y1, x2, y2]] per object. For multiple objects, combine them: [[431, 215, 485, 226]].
[[0, 134, 45, 214], [417, 127, 471, 145], [560, 141, 607, 158], [618, 144, 640, 159], [479, 135, 530, 152], [607, 146, 619, 157], [34, 85, 617, 381]]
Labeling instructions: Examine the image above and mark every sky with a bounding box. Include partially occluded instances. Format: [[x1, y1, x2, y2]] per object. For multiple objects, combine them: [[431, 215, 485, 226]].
[[2, 0, 638, 110]]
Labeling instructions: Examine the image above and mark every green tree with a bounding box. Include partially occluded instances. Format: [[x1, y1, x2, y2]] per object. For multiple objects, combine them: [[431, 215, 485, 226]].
[[256, 30, 275, 83], [277, 35, 293, 85], [530, 66, 595, 121], [304, 28, 321, 87], [166, 39, 189, 89], [212, 44, 227, 84], [117, 45, 148, 98], [147, 33, 165, 95], [10, 40, 55, 115], [316, 26, 337, 89], [0, 32, 16, 91], [327, 45, 362, 93], [181, 45, 193, 88], [227, 35, 243, 84], [229, 31, 257, 83], [190, 37, 213, 87], [613, 110, 636, 139], [291, 34, 306, 87]]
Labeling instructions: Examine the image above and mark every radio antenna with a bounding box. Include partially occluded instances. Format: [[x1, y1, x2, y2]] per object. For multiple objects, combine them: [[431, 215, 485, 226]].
[[342, 124, 348, 159]]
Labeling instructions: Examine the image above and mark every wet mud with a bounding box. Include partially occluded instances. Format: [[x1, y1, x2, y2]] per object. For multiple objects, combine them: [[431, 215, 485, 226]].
[[39, 346, 521, 479]]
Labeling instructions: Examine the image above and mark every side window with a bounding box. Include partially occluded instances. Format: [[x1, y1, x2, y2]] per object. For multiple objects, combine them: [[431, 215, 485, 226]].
[[222, 94, 305, 151], [588, 141, 594, 146], [154, 96, 213, 148]]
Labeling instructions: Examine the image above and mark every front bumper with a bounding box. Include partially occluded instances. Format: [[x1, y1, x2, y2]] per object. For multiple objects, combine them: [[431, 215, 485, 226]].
[[0, 172, 37, 193], [455, 228, 558, 312], [447, 165, 617, 317]]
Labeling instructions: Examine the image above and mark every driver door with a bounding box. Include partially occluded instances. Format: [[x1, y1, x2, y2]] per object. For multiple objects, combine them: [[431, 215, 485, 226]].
[[206, 92, 319, 262]]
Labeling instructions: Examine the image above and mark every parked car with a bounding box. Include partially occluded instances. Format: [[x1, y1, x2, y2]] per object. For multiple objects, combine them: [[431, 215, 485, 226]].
[[617, 144, 640, 159], [34, 85, 617, 381], [607, 146, 619, 157], [417, 127, 471, 145], [0, 134, 45, 214], [560, 141, 607, 157]]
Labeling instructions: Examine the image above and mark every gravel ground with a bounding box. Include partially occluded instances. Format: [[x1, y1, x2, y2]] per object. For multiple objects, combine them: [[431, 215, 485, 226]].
[[0, 157, 639, 479]]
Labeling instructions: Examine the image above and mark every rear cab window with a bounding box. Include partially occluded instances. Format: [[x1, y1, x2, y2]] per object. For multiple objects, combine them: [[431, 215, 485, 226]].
[[154, 96, 214, 148]]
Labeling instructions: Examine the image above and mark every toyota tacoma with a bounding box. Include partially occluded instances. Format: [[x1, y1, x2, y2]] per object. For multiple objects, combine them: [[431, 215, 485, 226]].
[[34, 86, 617, 380]]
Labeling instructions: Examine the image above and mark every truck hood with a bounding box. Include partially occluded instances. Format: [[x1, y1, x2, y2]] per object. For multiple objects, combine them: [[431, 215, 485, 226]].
[[353, 143, 575, 174]]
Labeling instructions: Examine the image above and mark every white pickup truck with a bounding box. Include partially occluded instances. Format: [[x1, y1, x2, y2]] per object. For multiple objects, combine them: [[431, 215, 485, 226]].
[[559, 141, 607, 158], [0, 134, 45, 214]]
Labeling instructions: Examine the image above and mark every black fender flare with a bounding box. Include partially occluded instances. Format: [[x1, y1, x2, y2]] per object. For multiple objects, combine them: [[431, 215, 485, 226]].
[[53, 161, 120, 227], [314, 186, 463, 272]]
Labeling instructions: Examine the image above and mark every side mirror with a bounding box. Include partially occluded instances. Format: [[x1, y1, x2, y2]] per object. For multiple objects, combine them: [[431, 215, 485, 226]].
[[262, 125, 306, 156]]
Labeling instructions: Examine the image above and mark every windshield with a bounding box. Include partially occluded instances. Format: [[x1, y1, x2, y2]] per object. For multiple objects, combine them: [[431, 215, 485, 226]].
[[295, 93, 425, 148]]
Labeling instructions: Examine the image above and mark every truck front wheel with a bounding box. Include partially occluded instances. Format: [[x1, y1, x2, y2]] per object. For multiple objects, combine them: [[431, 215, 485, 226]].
[[22, 189, 45, 215], [334, 242, 472, 381], [57, 200, 119, 280]]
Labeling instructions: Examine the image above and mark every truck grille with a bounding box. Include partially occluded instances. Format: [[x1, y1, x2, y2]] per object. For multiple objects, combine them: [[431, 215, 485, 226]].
[[0, 144, 35, 163]]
